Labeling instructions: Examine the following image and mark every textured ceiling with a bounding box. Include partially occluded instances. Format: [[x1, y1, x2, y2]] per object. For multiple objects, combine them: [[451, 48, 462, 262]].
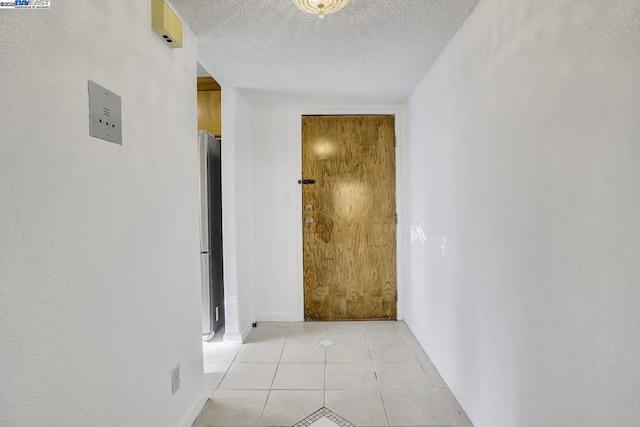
[[171, 0, 480, 104]]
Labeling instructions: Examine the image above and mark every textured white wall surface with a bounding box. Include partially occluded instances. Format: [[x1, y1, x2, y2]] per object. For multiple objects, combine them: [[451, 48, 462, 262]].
[[221, 88, 256, 341], [234, 93, 257, 336], [249, 102, 403, 322], [0, 2, 206, 426], [402, 0, 640, 426], [250, 104, 305, 321]]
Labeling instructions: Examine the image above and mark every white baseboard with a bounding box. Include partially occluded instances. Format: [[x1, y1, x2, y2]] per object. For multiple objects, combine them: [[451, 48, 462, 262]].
[[223, 319, 257, 343], [241, 318, 256, 341], [404, 314, 489, 427], [256, 312, 303, 322], [180, 388, 208, 427]]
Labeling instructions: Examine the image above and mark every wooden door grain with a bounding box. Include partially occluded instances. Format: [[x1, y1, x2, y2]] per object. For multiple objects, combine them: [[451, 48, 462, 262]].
[[302, 115, 396, 321]]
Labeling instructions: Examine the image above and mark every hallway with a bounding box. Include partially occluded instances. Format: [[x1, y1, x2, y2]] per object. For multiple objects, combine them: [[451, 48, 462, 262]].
[[3, 1, 639, 426], [194, 321, 472, 426]]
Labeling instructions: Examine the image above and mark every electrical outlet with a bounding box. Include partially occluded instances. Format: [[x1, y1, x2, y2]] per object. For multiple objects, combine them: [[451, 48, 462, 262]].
[[171, 365, 180, 394]]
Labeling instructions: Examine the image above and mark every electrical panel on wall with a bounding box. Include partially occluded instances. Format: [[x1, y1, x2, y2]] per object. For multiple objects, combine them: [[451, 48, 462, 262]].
[[151, 0, 183, 48], [88, 80, 122, 145]]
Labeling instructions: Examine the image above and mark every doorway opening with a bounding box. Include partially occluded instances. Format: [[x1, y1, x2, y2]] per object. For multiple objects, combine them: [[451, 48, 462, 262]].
[[197, 65, 225, 340]]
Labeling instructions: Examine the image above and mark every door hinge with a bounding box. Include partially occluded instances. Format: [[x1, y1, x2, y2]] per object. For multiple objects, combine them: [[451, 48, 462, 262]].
[[393, 134, 396, 148], [395, 213, 398, 224], [395, 291, 398, 302]]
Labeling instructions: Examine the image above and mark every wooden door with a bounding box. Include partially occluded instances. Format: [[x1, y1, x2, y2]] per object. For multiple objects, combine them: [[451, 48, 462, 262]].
[[302, 115, 397, 321]]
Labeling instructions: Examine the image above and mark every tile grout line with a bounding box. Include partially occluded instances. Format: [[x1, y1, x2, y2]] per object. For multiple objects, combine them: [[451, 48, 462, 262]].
[[378, 386, 392, 426], [324, 346, 328, 408], [366, 325, 393, 427], [403, 326, 442, 391], [209, 339, 242, 397], [259, 324, 293, 425]]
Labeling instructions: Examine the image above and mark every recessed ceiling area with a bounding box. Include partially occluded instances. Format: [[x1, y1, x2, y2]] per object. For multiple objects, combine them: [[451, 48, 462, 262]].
[[171, 0, 480, 104]]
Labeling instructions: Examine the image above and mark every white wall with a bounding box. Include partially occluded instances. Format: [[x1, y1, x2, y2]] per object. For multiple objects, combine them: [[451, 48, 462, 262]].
[[250, 104, 304, 321], [402, 0, 640, 426], [248, 102, 403, 321], [221, 88, 256, 340], [0, 2, 206, 426]]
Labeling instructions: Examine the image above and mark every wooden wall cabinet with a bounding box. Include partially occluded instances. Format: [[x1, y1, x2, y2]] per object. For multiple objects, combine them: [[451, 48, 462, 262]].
[[197, 77, 221, 138]]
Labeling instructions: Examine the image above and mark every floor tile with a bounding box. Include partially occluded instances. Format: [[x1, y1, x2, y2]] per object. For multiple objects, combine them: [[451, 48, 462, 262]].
[[203, 343, 242, 363], [203, 361, 231, 375], [281, 342, 326, 363], [235, 342, 284, 363], [408, 341, 448, 388], [192, 390, 268, 426], [401, 323, 420, 341], [272, 363, 325, 389], [375, 361, 430, 389], [326, 327, 366, 342], [308, 417, 341, 427], [436, 388, 473, 426], [326, 389, 388, 426], [326, 342, 371, 363], [218, 363, 277, 390], [369, 341, 417, 362], [204, 368, 228, 391], [365, 327, 408, 343], [326, 362, 378, 389], [381, 388, 450, 426], [287, 327, 328, 342], [388, 425, 451, 427], [293, 407, 356, 427], [325, 321, 366, 328], [262, 390, 324, 427], [421, 359, 448, 389], [317, 338, 337, 348], [256, 321, 292, 328], [291, 322, 328, 329], [360, 321, 402, 329], [245, 327, 289, 344]]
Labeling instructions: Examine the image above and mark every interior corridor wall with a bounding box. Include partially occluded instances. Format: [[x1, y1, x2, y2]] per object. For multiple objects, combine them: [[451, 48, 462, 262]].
[[249, 104, 303, 321], [221, 88, 256, 341], [0, 2, 206, 426], [402, 0, 640, 426]]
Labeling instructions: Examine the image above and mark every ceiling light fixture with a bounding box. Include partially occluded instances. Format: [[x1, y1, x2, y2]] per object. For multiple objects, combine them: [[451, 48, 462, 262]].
[[294, 0, 349, 19]]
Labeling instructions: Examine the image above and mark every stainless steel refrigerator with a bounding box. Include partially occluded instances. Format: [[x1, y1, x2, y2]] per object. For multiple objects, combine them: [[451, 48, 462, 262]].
[[199, 130, 224, 340]]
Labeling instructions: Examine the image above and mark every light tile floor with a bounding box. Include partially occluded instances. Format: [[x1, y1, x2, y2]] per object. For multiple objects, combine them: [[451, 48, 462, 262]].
[[193, 321, 473, 427]]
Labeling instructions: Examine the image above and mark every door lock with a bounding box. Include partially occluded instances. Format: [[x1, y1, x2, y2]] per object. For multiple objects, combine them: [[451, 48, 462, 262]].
[[305, 216, 314, 224]]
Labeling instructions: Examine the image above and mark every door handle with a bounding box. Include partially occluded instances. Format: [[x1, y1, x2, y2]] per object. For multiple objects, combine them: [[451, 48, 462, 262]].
[[298, 179, 316, 185]]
